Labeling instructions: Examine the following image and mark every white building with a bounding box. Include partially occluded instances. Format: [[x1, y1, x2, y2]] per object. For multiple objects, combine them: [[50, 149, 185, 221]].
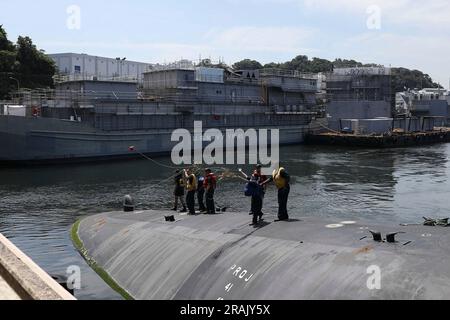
[[48, 53, 153, 82]]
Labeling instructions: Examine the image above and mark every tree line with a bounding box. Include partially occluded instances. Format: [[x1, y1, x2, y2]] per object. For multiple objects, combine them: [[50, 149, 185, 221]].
[[232, 57, 442, 93], [0, 25, 56, 100]]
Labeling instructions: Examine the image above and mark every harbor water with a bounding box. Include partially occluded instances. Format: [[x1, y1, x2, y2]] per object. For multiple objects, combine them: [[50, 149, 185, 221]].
[[1, 144, 449, 300]]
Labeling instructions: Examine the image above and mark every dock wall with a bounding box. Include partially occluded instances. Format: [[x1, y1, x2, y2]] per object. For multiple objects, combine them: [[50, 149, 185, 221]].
[[0, 233, 76, 300]]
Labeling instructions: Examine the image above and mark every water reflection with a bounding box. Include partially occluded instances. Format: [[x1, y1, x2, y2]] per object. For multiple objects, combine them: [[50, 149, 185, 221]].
[[1, 144, 450, 299]]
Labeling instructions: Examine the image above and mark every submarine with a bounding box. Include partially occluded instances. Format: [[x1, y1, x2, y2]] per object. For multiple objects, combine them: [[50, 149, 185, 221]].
[[72, 209, 450, 300]]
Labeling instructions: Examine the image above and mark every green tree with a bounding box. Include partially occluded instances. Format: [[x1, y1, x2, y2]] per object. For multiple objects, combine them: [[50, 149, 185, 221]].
[[0, 27, 56, 99], [284, 55, 310, 72], [391, 67, 440, 92], [263, 62, 282, 69], [332, 59, 363, 68], [232, 59, 263, 70], [0, 25, 17, 99], [0, 25, 15, 51], [309, 58, 333, 73], [16, 36, 56, 89]]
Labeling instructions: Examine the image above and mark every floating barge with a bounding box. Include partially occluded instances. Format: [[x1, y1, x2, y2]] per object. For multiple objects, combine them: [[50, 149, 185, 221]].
[[305, 128, 450, 148]]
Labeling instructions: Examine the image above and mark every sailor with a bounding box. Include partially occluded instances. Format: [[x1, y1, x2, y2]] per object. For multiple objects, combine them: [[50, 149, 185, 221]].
[[262, 166, 291, 221], [250, 165, 266, 225], [184, 169, 197, 215], [197, 175, 207, 213], [204, 168, 217, 215], [172, 170, 187, 213]]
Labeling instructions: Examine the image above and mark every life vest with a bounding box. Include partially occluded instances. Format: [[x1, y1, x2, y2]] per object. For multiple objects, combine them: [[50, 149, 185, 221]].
[[197, 177, 205, 191], [175, 175, 184, 188], [174, 174, 185, 196], [186, 174, 197, 192], [32, 106, 41, 117], [204, 173, 217, 190], [273, 167, 288, 189], [253, 171, 267, 184]]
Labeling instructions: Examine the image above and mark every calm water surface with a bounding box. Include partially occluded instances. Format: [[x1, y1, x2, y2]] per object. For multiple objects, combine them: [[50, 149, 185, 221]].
[[1, 144, 449, 299]]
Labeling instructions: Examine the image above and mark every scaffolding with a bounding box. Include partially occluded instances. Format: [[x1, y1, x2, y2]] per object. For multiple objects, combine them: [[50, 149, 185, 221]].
[[53, 74, 141, 84], [326, 71, 392, 102]]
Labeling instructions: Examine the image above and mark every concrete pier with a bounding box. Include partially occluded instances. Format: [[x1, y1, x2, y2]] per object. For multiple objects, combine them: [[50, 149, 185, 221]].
[[73, 210, 450, 300], [305, 128, 450, 148], [0, 234, 76, 300]]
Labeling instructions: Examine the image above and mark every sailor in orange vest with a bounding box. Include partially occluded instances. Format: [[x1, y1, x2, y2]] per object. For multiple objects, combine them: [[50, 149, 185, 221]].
[[262, 166, 291, 221]]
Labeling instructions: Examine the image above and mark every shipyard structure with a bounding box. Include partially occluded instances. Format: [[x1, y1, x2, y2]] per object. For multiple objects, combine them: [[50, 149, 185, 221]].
[[0, 60, 322, 163], [306, 66, 450, 147]]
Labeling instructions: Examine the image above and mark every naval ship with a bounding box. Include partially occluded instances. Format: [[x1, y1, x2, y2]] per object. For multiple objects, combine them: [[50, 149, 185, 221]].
[[0, 64, 323, 164]]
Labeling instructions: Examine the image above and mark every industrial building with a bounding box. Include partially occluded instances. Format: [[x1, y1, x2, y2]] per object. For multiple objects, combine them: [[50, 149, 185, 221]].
[[48, 53, 153, 82]]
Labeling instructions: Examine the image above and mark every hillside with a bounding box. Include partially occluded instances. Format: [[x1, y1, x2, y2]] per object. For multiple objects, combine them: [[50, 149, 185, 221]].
[[232, 56, 441, 93]]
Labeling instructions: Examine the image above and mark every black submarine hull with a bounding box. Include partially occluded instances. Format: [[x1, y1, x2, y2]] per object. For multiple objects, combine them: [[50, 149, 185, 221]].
[[73, 210, 450, 300]]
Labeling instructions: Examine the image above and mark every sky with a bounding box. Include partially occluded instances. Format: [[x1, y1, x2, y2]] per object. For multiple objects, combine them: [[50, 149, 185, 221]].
[[1, 0, 449, 87]]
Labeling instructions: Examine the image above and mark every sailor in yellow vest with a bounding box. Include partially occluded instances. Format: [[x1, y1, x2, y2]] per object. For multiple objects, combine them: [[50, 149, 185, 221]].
[[262, 166, 291, 221], [184, 169, 197, 215]]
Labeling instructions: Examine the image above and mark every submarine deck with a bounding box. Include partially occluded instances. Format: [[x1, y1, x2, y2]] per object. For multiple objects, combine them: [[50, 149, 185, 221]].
[[74, 210, 450, 300]]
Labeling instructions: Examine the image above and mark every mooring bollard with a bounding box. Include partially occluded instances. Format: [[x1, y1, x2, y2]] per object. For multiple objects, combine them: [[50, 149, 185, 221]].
[[123, 195, 135, 212]]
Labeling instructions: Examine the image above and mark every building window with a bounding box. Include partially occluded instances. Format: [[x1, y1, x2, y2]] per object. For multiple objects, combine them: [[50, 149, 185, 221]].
[[74, 65, 81, 73]]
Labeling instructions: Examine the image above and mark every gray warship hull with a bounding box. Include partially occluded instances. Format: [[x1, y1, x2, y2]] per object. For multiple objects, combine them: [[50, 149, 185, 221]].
[[0, 114, 316, 164], [1, 66, 322, 164]]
